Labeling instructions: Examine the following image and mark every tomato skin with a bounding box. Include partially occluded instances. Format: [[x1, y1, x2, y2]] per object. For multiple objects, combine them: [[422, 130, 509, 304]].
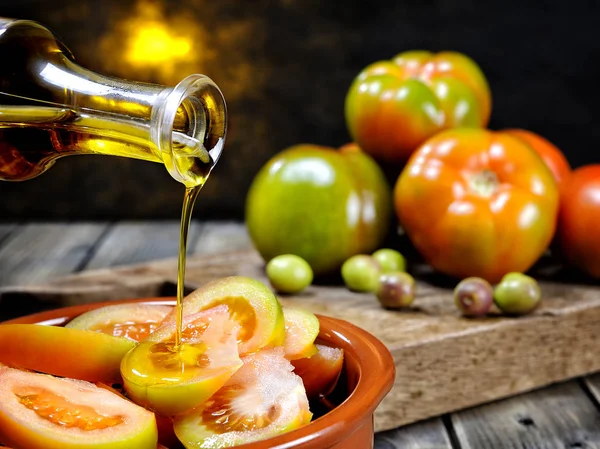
[[504, 129, 571, 188], [0, 325, 136, 383], [246, 144, 391, 276], [558, 165, 600, 278], [394, 128, 559, 283], [345, 50, 491, 162]]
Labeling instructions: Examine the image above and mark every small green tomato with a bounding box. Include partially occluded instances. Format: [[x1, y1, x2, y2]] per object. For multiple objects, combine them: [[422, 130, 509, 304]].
[[372, 248, 406, 273], [266, 254, 313, 294], [493, 272, 541, 315], [341, 255, 381, 292]]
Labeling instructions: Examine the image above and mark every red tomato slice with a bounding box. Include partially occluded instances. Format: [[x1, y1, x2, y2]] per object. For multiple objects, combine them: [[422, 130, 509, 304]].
[[0, 365, 157, 449], [292, 344, 344, 399]]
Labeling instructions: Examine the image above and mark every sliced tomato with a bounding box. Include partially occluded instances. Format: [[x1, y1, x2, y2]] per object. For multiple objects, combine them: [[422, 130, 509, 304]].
[[66, 303, 173, 341], [120, 306, 243, 416], [0, 324, 136, 383], [0, 365, 157, 449], [165, 277, 286, 355], [282, 307, 319, 360], [174, 348, 312, 448], [292, 344, 344, 399], [155, 414, 182, 449]]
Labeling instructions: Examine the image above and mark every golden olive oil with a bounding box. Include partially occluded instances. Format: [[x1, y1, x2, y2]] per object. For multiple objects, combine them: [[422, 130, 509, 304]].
[[174, 186, 202, 350]]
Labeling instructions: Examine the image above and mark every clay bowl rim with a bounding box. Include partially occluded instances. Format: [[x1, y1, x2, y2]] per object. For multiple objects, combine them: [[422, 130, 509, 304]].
[[2, 297, 396, 449]]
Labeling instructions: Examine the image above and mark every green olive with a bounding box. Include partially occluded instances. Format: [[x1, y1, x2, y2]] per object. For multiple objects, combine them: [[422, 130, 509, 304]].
[[377, 271, 415, 309], [341, 255, 381, 292], [266, 254, 313, 294], [493, 272, 541, 315], [372, 248, 406, 273]]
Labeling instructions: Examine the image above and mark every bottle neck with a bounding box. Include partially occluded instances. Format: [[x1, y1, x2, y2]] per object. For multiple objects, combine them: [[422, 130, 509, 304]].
[[48, 60, 227, 187]]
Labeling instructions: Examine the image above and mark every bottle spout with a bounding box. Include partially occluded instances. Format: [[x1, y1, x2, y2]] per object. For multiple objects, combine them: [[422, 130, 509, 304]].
[[152, 74, 227, 187]]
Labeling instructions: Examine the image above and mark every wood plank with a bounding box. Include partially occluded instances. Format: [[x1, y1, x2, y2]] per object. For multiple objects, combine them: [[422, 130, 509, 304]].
[[0, 223, 107, 286], [85, 221, 202, 269], [0, 224, 17, 247], [451, 381, 600, 449], [374, 418, 452, 449], [3, 248, 600, 433], [192, 221, 252, 255], [582, 373, 600, 410]]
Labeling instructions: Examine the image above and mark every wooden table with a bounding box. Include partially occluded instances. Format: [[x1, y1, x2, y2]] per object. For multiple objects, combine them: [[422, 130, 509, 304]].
[[1, 221, 600, 449]]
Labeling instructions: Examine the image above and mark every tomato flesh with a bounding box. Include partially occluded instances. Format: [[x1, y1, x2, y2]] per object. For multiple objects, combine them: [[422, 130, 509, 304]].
[[93, 321, 159, 341], [202, 384, 280, 433], [16, 386, 125, 430], [66, 304, 173, 342]]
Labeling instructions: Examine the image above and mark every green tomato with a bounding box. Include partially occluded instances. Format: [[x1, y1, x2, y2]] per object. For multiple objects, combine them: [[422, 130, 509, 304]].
[[341, 255, 381, 292], [246, 144, 392, 276], [266, 255, 313, 294], [493, 273, 541, 315], [372, 248, 406, 273]]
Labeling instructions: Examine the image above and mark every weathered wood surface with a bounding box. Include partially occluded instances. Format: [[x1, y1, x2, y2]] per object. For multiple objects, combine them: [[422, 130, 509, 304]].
[[0, 224, 17, 245], [452, 381, 600, 448], [0, 223, 107, 286], [3, 221, 600, 448], [4, 242, 600, 434], [193, 221, 252, 255], [374, 418, 453, 449], [85, 221, 202, 269]]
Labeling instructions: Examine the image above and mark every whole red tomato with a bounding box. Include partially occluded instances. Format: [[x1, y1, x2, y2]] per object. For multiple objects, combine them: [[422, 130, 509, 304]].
[[504, 129, 571, 188], [394, 129, 559, 283], [345, 51, 491, 162], [558, 165, 600, 278]]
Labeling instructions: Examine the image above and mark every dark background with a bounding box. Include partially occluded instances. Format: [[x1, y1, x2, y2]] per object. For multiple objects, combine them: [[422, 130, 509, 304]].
[[0, 0, 599, 220]]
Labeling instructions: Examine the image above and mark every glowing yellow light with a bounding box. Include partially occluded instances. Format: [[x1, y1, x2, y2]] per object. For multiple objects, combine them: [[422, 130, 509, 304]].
[[99, 0, 209, 85], [126, 25, 192, 66]]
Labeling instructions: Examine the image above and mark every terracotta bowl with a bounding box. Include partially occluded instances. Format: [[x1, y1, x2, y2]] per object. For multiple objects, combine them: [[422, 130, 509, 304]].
[[2, 298, 395, 449]]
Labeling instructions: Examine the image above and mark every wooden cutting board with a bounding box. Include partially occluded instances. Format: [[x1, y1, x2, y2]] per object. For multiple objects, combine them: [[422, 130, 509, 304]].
[[1, 248, 600, 433]]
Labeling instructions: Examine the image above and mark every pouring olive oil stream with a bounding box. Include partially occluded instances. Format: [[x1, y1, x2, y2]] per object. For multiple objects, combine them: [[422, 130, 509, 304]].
[[0, 19, 227, 352]]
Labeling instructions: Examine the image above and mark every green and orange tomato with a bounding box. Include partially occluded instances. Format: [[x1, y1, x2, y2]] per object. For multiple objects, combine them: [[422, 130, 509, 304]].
[[394, 128, 559, 283], [345, 50, 491, 162], [246, 143, 392, 276]]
